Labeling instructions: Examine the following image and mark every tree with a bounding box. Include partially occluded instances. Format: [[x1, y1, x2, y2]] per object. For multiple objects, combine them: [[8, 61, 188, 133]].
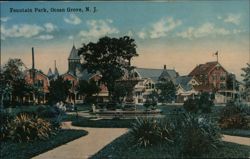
[[78, 36, 138, 100], [113, 82, 134, 103], [241, 63, 250, 100], [156, 81, 176, 103], [226, 73, 239, 91], [1, 59, 31, 106], [183, 92, 214, 113], [48, 77, 71, 105], [77, 80, 100, 104]]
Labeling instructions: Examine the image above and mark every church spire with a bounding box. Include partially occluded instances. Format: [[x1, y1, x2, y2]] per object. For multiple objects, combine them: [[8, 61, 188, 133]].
[[54, 60, 59, 79]]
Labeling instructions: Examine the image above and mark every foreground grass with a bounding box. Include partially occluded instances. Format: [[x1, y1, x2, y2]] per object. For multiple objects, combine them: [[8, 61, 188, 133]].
[[92, 133, 250, 159], [0, 129, 88, 159]]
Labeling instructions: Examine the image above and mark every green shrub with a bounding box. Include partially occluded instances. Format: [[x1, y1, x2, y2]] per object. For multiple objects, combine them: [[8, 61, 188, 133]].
[[219, 103, 250, 129], [130, 117, 175, 147], [130, 118, 160, 147], [0, 112, 13, 141], [157, 119, 175, 143], [183, 98, 199, 113], [9, 113, 56, 142], [183, 92, 214, 113], [177, 113, 221, 156], [36, 106, 60, 118]]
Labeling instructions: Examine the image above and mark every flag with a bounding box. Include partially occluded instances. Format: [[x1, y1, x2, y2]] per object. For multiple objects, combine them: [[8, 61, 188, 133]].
[[213, 51, 218, 56]]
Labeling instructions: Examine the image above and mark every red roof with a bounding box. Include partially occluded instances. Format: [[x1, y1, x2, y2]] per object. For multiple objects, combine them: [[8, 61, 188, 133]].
[[189, 61, 218, 76]]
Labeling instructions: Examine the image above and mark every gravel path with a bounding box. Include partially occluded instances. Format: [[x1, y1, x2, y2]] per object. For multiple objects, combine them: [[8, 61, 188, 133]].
[[33, 122, 128, 159]]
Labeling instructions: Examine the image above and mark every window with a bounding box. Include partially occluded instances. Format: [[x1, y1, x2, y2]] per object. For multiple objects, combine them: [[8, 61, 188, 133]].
[[220, 83, 226, 89]]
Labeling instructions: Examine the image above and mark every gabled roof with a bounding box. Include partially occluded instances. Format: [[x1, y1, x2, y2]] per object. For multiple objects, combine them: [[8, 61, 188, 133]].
[[189, 61, 219, 76], [135, 68, 163, 82], [135, 67, 178, 83], [47, 68, 53, 77], [175, 76, 193, 91], [68, 45, 80, 60], [159, 69, 178, 82], [61, 72, 78, 79], [77, 69, 93, 81]]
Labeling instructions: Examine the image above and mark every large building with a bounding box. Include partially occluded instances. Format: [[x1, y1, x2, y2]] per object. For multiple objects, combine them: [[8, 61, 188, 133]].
[[24, 48, 50, 104], [189, 61, 228, 91], [60, 45, 109, 104]]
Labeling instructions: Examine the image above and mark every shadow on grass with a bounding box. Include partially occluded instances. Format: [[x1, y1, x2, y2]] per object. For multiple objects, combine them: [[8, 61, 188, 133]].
[[92, 133, 250, 159], [0, 129, 88, 159]]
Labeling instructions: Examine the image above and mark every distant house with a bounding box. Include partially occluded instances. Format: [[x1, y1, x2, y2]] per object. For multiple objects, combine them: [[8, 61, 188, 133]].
[[175, 76, 199, 103], [60, 45, 109, 104], [24, 69, 50, 104], [189, 61, 228, 91], [132, 65, 179, 104]]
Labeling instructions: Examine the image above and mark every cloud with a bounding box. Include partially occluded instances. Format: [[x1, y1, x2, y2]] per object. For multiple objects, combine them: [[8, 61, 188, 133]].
[[64, 14, 81, 25], [224, 14, 241, 25], [150, 17, 182, 39], [137, 30, 146, 39], [0, 17, 11, 22], [35, 35, 54, 40], [177, 22, 231, 39], [1, 23, 58, 40], [79, 19, 119, 40], [1, 24, 44, 40], [68, 35, 73, 40], [127, 30, 133, 37], [44, 23, 57, 32], [137, 17, 181, 39]]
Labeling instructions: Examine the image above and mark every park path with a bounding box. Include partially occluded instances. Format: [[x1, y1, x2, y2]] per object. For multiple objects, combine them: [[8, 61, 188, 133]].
[[33, 121, 250, 159], [222, 134, 250, 146], [32, 122, 128, 159]]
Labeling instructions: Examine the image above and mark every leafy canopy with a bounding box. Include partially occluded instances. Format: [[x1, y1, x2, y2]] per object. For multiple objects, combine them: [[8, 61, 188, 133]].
[[78, 36, 138, 97]]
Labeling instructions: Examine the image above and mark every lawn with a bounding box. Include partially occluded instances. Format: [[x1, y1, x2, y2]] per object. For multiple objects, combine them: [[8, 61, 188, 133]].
[[92, 133, 250, 159], [221, 129, 250, 137], [71, 115, 136, 128], [0, 129, 88, 159]]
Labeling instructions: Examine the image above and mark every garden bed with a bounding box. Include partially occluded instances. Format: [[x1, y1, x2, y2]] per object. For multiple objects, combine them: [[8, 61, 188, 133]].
[[91, 133, 250, 159], [0, 129, 88, 159]]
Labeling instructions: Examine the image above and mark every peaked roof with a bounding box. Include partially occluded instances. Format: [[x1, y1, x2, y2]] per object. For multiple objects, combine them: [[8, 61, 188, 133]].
[[159, 69, 178, 81], [176, 76, 193, 91], [135, 68, 178, 83], [54, 67, 59, 76], [47, 68, 53, 77], [68, 45, 80, 60], [189, 61, 220, 76]]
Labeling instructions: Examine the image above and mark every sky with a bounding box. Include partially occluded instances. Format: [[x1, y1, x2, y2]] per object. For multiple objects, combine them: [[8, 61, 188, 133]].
[[1, 1, 249, 81]]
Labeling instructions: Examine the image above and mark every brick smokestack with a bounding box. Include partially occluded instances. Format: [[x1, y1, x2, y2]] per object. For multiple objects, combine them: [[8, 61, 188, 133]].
[[32, 47, 35, 70]]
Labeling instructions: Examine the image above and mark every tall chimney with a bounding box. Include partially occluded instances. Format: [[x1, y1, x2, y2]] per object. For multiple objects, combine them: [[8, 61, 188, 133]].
[[164, 64, 166, 70], [32, 47, 35, 70]]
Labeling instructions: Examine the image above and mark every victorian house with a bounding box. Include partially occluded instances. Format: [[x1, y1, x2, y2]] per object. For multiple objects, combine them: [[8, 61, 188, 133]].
[[61, 45, 109, 104], [24, 48, 50, 104]]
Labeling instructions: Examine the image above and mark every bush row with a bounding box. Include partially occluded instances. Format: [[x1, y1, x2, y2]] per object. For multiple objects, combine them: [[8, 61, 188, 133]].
[[130, 113, 221, 157], [0, 112, 60, 142]]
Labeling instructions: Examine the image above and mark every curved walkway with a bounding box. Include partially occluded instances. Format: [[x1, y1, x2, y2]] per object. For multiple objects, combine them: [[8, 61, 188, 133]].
[[33, 121, 250, 159], [222, 135, 250, 146], [33, 122, 128, 159]]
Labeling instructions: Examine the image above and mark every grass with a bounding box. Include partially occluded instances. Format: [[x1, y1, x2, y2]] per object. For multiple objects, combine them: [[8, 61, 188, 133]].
[[92, 133, 250, 159], [0, 129, 88, 159], [71, 115, 136, 128], [221, 129, 250, 137]]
